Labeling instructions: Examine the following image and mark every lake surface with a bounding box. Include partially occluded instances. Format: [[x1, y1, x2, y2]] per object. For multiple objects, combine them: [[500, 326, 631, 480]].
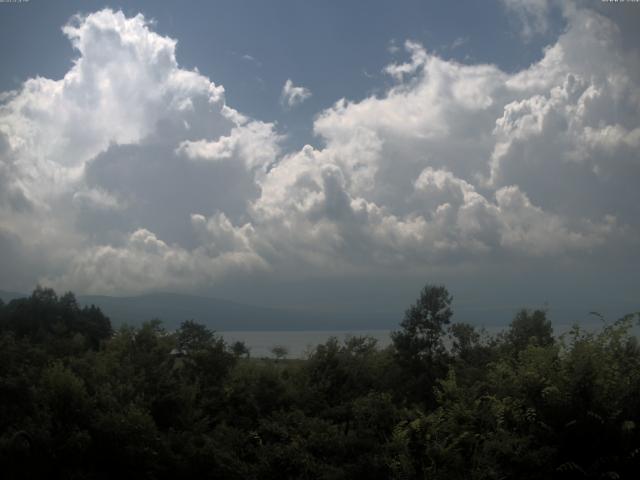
[[220, 321, 613, 359], [220, 330, 393, 358]]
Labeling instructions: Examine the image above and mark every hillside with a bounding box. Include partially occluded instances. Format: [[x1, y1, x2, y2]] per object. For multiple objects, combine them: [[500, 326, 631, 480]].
[[0, 290, 394, 331]]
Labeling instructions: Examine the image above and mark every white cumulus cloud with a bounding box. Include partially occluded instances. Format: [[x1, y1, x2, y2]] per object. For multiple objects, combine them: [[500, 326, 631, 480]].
[[0, 5, 638, 299]]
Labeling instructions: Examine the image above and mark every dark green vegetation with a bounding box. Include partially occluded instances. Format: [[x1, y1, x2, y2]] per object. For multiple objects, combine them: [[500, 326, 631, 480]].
[[1, 285, 639, 479]]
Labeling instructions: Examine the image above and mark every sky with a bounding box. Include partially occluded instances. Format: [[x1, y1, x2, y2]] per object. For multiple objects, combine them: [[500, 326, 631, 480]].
[[0, 0, 639, 326]]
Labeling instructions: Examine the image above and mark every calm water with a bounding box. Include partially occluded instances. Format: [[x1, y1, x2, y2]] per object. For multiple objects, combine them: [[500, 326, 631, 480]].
[[220, 330, 393, 358], [221, 321, 612, 359]]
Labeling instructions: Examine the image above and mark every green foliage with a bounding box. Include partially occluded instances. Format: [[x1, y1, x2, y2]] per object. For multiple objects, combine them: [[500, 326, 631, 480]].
[[231, 340, 250, 358], [392, 284, 453, 406], [393, 284, 453, 359], [0, 286, 638, 478], [0, 286, 111, 352], [270, 344, 289, 361], [503, 308, 554, 355]]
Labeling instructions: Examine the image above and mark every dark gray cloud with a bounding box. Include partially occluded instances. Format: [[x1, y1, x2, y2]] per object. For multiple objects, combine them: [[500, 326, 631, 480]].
[[82, 140, 260, 248]]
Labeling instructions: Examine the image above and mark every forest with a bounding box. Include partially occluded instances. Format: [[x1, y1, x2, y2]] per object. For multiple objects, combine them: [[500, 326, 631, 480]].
[[0, 285, 639, 479]]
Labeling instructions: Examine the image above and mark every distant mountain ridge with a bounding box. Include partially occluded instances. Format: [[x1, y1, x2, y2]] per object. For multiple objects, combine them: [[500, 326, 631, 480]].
[[0, 290, 395, 331], [0, 290, 25, 303], [1, 289, 633, 332]]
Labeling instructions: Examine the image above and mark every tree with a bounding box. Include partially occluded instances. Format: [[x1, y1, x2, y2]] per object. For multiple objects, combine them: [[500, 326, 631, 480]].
[[391, 284, 453, 405], [392, 284, 453, 361], [449, 322, 480, 357], [504, 309, 553, 354], [231, 340, 250, 358], [175, 320, 236, 396], [0, 288, 111, 352], [270, 345, 289, 361], [176, 320, 215, 353]]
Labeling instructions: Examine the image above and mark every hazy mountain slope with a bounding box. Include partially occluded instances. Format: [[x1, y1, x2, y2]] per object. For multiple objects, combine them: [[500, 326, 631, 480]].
[[0, 290, 26, 303], [79, 292, 314, 330], [0, 290, 394, 331]]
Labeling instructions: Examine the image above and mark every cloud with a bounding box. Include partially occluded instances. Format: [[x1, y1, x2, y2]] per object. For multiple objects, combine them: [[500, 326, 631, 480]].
[[177, 120, 282, 170], [242, 53, 262, 65], [244, 4, 635, 273], [0, 9, 228, 205], [50, 224, 267, 294], [72, 187, 125, 211], [280, 79, 312, 108], [0, 8, 278, 293], [383, 40, 429, 80], [450, 36, 468, 50], [500, 0, 555, 40], [0, 5, 637, 299]]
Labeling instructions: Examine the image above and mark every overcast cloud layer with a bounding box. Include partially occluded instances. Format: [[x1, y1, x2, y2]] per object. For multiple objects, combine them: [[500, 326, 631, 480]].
[[0, 3, 638, 318]]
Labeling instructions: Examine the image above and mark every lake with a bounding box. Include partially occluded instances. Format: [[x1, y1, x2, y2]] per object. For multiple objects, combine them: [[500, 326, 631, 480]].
[[220, 321, 612, 358], [220, 330, 393, 358]]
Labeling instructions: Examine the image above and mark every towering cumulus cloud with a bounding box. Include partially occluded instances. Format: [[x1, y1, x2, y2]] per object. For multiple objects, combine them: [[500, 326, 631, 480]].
[[0, 6, 637, 297], [0, 9, 278, 293]]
